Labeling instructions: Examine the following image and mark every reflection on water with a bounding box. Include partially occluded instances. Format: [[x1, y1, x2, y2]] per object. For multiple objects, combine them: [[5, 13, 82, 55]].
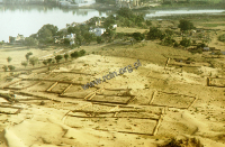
[[1, 6, 225, 42], [0, 6, 107, 42], [145, 9, 225, 17]]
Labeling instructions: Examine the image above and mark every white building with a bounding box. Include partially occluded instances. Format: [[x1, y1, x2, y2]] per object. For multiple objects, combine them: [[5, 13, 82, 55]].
[[63, 33, 76, 45], [89, 28, 106, 36]]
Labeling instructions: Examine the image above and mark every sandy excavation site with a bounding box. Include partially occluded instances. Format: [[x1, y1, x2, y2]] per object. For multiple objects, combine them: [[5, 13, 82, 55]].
[[0, 40, 225, 147]]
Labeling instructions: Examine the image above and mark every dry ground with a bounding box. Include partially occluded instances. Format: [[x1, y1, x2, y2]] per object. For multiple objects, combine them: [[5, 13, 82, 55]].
[[0, 18, 225, 147]]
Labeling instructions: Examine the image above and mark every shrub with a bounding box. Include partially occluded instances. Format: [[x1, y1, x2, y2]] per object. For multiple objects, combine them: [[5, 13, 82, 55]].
[[145, 20, 152, 26], [173, 42, 179, 47], [8, 65, 16, 71], [64, 38, 71, 45], [178, 19, 195, 31], [71, 51, 80, 58], [147, 27, 162, 40], [214, 52, 222, 55], [47, 58, 53, 64], [218, 34, 225, 42], [190, 48, 203, 54], [7, 57, 12, 63], [192, 40, 197, 44], [43, 60, 48, 65], [180, 38, 191, 47], [79, 49, 86, 56], [197, 43, 206, 49], [116, 33, 126, 39], [29, 57, 39, 66], [162, 37, 175, 46], [24, 37, 37, 46], [2, 65, 8, 72], [165, 29, 174, 37], [132, 32, 145, 41], [21, 61, 28, 68], [64, 54, 69, 61], [97, 36, 102, 44], [25, 52, 33, 62], [55, 55, 63, 63]]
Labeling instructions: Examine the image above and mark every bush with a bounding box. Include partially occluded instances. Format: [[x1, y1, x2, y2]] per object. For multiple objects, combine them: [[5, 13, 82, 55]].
[[173, 42, 179, 47], [218, 34, 225, 42], [145, 20, 152, 26], [192, 40, 197, 44], [178, 19, 195, 31], [71, 51, 80, 58], [43, 60, 48, 65], [165, 29, 173, 37], [147, 27, 162, 40], [2, 65, 8, 72], [197, 43, 206, 48], [180, 38, 191, 47], [214, 52, 222, 55], [190, 48, 203, 54], [64, 38, 71, 45], [132, 32, 145, 41], [97, 36, 102, 44], [55, 55, 63, 63], [47, 58, 53, 64], [116, 33, 126, 39], [79, 49, 86, 56], [8, 65, 16, 71], [24, 37, 37, 46], [29, 57, 39, 66], [64, 54, 69, 61], [21, 61, 28, 68], [162, 37, 175, 46]]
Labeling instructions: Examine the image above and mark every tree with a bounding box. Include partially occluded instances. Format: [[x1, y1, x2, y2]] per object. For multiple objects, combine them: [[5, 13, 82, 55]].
[[21, 61, 28, 68], [178, 20, 195, 34], [97, 36, 102, 44], [37, 24, 58, 38], [104, 29, 116, 41], [132, 32, 145, 41], [43, 60, 48, 66], [180, 38, 191, 47], [83, 32, 94, 45], [104, 18, 116, 28], [37, 24, 58, 44], [67, 26, 79, 34], [218, 34, 225, 43], [165, 29, 174, 37], [75, 34, 84, 46], [64, 38, 71, 45], [24, 37, 37, 46], [7, 57, 12, 64], [55, 55, 63, 63], [135, 15, 144, 26], [47, 58, 53, 64], [71, 51, 80, 59], [25, 52, 33, 62], [2, 65, 8, 72], [29, 57, 39, 66], [147, 27, 162, 40], [79, 49, 86, 56], [8, 65, 16, 71], [145, 20, 152, 26], [162, 36, 175, 46], [64, 54, 69, 61], [117, 8, 135, 19]]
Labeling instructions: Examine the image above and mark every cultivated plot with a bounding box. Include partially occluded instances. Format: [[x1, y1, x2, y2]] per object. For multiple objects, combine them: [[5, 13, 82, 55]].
[[149, 91, 198, 109]]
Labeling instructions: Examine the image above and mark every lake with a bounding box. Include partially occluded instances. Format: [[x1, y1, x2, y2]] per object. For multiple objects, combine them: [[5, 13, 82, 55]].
[[0, 6, 224, 42], [0, 6, 108, 42]]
